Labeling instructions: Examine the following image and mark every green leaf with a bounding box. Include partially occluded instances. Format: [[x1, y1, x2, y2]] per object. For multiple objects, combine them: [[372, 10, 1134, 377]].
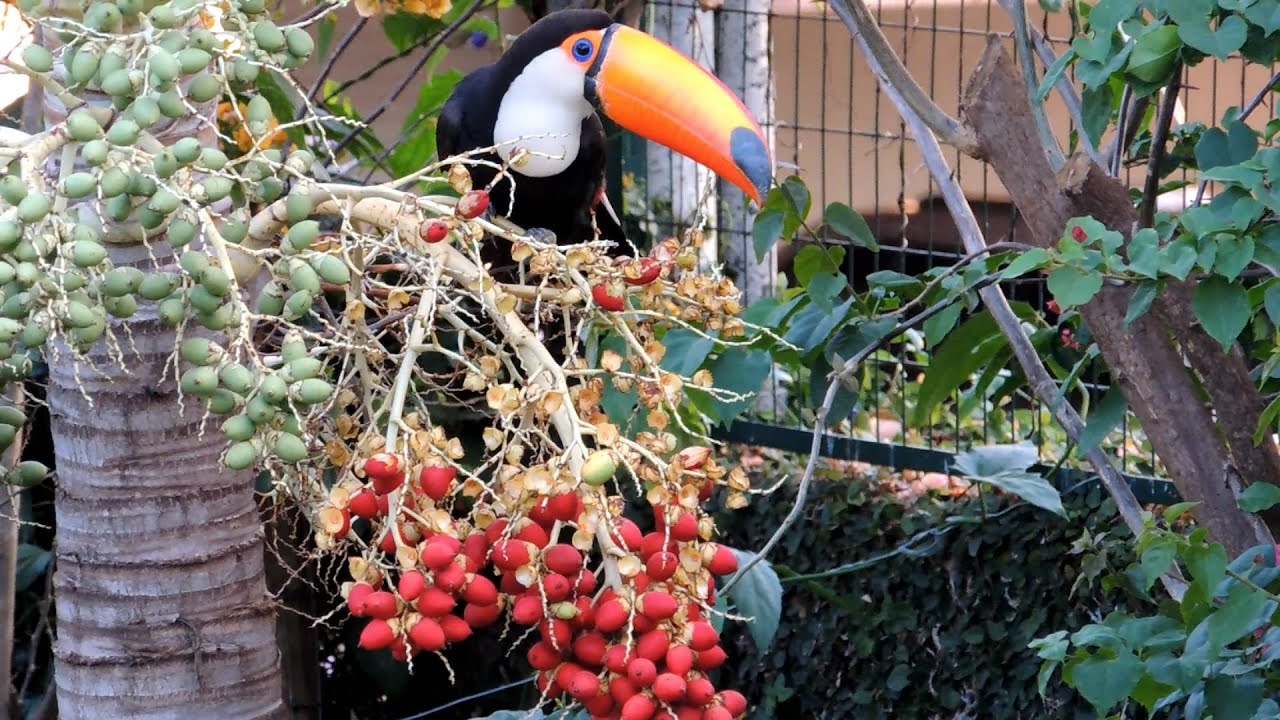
[[1139, 537, 1178, 592], [1125, 280, 1160, 327], [1080, 83, 1115, 146], [726, 549, 783, 652], [807, 355, 860, 424], [1002, 248, 1052, 279], [1179, 13, 1249, 58], [1206, 582, 1270, 653], [382, 12, 442, 53], [1185, 541, 1227, 589], [1238, 481, 1280, 512], [1078, 386, 1127, 453], [15, 543, 50, 593], [970, 471, 1067, 517], [1162, 500, 1201, 524], [753, 208, 786, 262], [866, 270, 925, 295], [793, 245, 845, 288], [1204, 674, 1265, 720], [696, 348, 773, 424], [1255, 393, 1280, 446], [823, 202, 878, 250], [1067, 650, 1143, 715], [953, 442, 1039, 476], [1264, 282, 1280, 325], [1195, 121, 1259, 171], [1160, 238, 1200, 280], [806, 272, 845, 313], [923, 303, 963, 347], [1192, 276, 1250, 350], [1244, 0, 1280, 34], [783, 297, 855, 353], [1047, 266, 1104, 308], [1127, 25, 1182, 83], [658, 329, 715, 377], [315, 15, 336, 58], [780, 175, 812, 220], [1214, 236, 1255, 280], [911, 309, 1013, 426], [1128, 228, 1162, 278], [1036, 48, 1077, 101]]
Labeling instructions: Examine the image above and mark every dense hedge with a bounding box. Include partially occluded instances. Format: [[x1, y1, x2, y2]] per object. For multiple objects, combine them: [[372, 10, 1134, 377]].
[[711, 472, 1136, 720]]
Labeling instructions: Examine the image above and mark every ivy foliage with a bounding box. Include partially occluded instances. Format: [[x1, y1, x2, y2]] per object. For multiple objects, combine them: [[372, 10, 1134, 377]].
[[709, 473, 1136, 719]]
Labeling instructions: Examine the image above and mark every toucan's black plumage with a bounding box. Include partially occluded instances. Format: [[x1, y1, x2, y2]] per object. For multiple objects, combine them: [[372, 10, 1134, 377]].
[[437, 9, 624, 277]]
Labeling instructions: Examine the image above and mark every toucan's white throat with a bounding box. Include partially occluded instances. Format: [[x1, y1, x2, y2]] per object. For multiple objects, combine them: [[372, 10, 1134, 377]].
[[493, 49, 594, 178]]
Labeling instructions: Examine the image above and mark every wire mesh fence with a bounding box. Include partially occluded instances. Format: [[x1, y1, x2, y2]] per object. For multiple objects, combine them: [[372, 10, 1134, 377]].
[[616, 0, 1280, 500]]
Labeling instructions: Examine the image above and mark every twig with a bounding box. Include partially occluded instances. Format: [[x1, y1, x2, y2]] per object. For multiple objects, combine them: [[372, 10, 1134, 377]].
[[1008, 0, 1064, 170], [827, 0, 982, 158], [1110, 86, 1132, 177], [304, 18, 369, 106], [843, 11, 1186, 601], [1140, 63, 1183, 229]]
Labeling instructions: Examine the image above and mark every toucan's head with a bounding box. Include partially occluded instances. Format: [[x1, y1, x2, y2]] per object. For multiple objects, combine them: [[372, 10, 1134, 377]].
[[491, 9, 773, 205]]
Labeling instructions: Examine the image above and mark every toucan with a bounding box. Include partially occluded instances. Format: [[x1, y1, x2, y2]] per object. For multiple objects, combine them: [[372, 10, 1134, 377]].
[[436, 8, 773, 271]]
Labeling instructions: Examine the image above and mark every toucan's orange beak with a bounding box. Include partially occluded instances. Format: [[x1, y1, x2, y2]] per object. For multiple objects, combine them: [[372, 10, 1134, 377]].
[[587, 25, 773, 205]]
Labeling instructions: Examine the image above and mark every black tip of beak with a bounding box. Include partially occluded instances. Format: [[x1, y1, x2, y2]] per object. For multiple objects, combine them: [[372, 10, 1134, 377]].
[[730, 127, 773, 202]]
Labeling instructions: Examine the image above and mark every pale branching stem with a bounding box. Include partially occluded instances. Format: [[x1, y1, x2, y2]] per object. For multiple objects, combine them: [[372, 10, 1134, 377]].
[[853, 25, 1187, 600], [1008, 0, 1065, 169], [828, 0, 982, 157]]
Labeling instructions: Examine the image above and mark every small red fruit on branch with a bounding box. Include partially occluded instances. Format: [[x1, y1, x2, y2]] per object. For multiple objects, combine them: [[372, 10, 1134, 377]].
[[419, 218, 450, 244], [622, 257, 664, 286], [455, 189, 490, 219], [591, 280, 626, 312], [418, 464, 456, 501]]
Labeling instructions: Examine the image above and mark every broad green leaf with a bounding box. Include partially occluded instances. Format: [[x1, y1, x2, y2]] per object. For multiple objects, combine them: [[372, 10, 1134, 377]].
[[783, 297, 854, 353], [1080, 83, 1115, 147], [793, 244, 845, 287], [1205, 582, 1271, 657], [1264, 282, 1280, 326], [970, 471, 1067, 517], [910, 308, 1036, 426], [658, 329, 715, 377], [807, 355, 860, 423], [806, 272, 845, 313], [824, 202, 878, 250], [1047, 266, 1104, 308], [1244, 0, 1280, 34], [1254, 393, 1280, 446], [1204, 674, 1265, 720], [726, 549, 783, 652], [1162, 500, 1200, 524], [1001, 248, 1052, 279], [780, 175, 811, 220], [382, 12, 442, 53], [953, 442, 1039, 476], [1191, 276, 1249, 350], [696, 348, 773, 424], [315, 15, 336, 58], [866, 270, 925, 295], [1127, 25, 1182, 82], [1179, 13, 1249, 58], [1195, 121, 1259, 171], [1238, 481, 1280, 512], [753, 208, 786, 262], [1138, 537, 1178, 592], [1078, 386, 1127, 453], [1160, 238, 1199, 280], [1127, 228, 1161, 278], [1185, 541, 1227, 589], [1036, 48, 1077, 101], [923, 303, 963, 348], [1215, 236, 1255, 280], [1067, 650, 1143, 715]]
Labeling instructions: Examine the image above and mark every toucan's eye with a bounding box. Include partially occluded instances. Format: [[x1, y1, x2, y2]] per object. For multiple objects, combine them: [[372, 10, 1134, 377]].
[[571, 38, 594, 62]]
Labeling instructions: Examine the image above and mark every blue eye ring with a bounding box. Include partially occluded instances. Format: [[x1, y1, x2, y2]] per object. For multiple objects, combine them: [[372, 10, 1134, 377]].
[[572, 39, 594, 61]]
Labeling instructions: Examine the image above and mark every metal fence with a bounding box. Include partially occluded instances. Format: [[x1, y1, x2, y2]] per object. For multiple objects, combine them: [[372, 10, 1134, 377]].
[[607, 0, 1277, 504]]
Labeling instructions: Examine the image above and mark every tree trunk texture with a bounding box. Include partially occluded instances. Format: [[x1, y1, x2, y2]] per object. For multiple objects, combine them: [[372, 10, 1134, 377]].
[[646, 0, 720, 270], [961, 38, 1279, 556], [40, 55, 285, 718]]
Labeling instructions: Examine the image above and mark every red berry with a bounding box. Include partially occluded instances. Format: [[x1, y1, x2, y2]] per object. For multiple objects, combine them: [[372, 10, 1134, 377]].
[[668, 512, 698, 542], [363, 452, 401, 481], [593, 282, 625, 312], [720, 690, 747, 715], [456, 190, 490, 219], [348, 489, 380, 519], [610, 674, 639, 703], [419, 219, 450, 243], [526, 640, 562, 671], [390, 641, 408, 662], [646, 552, 678, 581], [695, 645, 727, 670], [408, 617, 446, 652], [573, 595, 596, 628], [623, 257, 663, 286], [363, 591, 398, 620], [611, 518, 643, 550], [396, 570, 426, 602], [463, 602, 501, 628], [461, 532, 489, 568], [418, 465, 456, 501], [548, 491, 581, 521], [576, 569, 598, 596], [573, 631, 609, 666], [620, 693, 656, 720], [541, 573, 573, 603], [540, 618, 573, 649], [492, 539, 532, 570], [511, 593, 544, 625], [627, 657, 657, 687], [568, 670, 601, 700], [640, 533, 676, 560], [347, 582, 375, 617], [604, 643, 632, 673], [358, 619, 395, 650], [686, 675, 715, 705], [435, 562, 466, 594], [638, 591, 678, 621], [462, 575, 498, 606], [500, 572, 528, 595], [702, 709, 732, 720], [544, 544, 585, 576], [584, 694, 615, 716], [653, 673, 687, 704], [632, 613, 656, 634], [416, 586, 455, 616], [515, 520, 551, 548], [484, 518, 509, 544], [705, 545, 738, 576], [553, 661, 586, 694], [421, 534, 461, 570], [595, 598, 629, 633], [675, 708, 701, 720], [636, 629, 669, 662], [666, 645, 694, 676], [439, 614, 472, 643], [1070, 224, 1087, 242], [688, 621, 719, 652]]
